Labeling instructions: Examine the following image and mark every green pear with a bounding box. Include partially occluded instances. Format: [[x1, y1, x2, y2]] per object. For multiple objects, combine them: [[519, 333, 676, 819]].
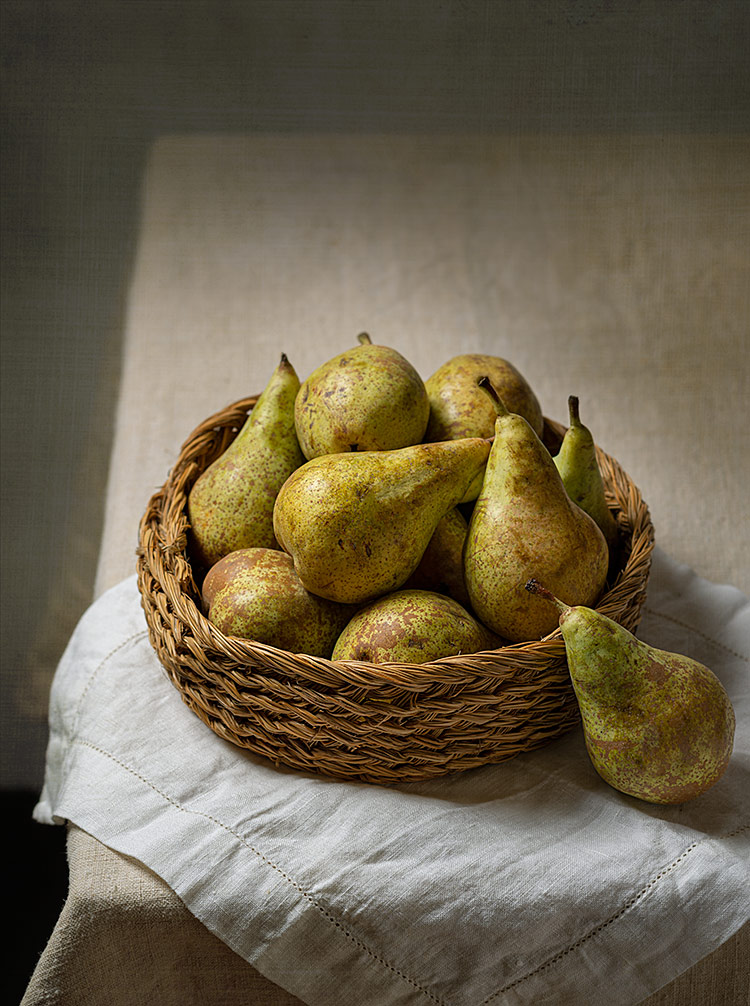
[[332, 589, 500, 663], [554, 396, 619, 553], [525, 580, 736, 804], [425, 353, 544, 442], [464, 379, 609, 642], [187, 354, 305, 569], [273, 437, 491, 605], [294, 333, 430, 459], [203, 548, 355, 657], [402, 507, 471, 608]]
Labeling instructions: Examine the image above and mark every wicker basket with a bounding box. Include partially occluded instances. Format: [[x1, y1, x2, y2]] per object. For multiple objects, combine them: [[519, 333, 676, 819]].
[[136, 395, 655, 785]]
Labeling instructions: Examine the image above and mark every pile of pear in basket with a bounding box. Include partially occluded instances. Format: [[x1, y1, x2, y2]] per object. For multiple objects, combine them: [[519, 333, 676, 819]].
[[137, 336, 735, 801]]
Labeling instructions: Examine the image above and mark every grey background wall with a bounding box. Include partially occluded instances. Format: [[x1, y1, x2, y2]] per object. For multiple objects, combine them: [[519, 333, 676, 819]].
[[2, 0, 749, 793]]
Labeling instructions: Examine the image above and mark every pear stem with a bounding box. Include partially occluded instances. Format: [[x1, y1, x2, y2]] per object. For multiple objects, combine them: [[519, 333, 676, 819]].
[[280, 352, 289, 365], [568, 395, 581, 427], [477, 376, 509, 416], [357, 332, 372, 346], [525, 579, 568, 614]]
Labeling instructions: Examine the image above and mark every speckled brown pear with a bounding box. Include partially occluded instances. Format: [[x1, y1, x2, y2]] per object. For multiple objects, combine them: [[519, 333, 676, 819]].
[[403, 507, 471, 608], [463, 378, 609, 642], [294, 333, 430, 459], [525, 581, 736, 804], [425, 353, 544, 441], [554, 396, 619, 554], [188, 354, 305, 569], [203, 548, 355, 657], [273, 437, 492, 605], [332, 589, 500, 663]]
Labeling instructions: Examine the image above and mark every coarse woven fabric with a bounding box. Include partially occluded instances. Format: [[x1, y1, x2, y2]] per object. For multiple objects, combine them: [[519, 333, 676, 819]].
[[21, 828, 750, 1006], [33, 547, 749, 1006], [22, 825, 306, 1006], [93, 134, 750, 603]]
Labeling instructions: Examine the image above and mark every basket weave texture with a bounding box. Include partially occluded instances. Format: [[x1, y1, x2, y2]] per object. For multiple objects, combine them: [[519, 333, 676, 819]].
[[136, 396, 655, 785]]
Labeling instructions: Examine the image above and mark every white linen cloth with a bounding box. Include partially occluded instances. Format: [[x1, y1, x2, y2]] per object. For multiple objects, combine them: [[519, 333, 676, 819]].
[[35, 547, 749, 1006]]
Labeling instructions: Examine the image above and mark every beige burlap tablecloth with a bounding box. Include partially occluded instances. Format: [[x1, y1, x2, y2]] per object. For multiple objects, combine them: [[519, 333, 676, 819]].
[[25, 134, 750, 1006], [93, 133, 750, 602]]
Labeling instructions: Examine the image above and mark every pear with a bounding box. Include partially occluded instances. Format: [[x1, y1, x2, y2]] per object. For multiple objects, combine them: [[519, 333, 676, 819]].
[[294, 333, 430, 459], [273, 437, 491, 605], [525, 580, 736, 804], [554, 396, 619, 554], [402, 507, 471, 608], [188, 354, 305, 569], [203, 548, 355, 657], [332, 589, 500, 663], [425, 353, 544, 442], [463, 379, 609, 642]]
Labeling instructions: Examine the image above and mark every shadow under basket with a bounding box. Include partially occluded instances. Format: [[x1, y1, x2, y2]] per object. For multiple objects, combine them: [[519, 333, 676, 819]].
[[136, 396, 655, 786]]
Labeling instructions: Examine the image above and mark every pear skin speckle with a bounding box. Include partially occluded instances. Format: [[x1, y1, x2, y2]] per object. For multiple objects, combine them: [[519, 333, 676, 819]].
[[273, 438, 491, 605], [294, 336, 429, 459], [553, 396, 619, 553], [403, 507, 471, 607], [562, 609, 736, 804], [332, 589, 500, 663], [464, 405, 608, 642], [425, 353, 544, 441], [524, 592, 737, 805], [188, 355, 305, 569], [204, 548, 355, 657]]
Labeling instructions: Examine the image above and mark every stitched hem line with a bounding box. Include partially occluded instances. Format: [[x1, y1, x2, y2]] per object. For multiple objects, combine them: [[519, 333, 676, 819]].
[[70, 630, 149, 738], [58, 630, 149, 791], [59, 615, 748, 1005], [62, 631, 447, 1001], [642, 606, 749, 663], [482, 823, 750, 1004], [70, 737, 449, 1006]]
